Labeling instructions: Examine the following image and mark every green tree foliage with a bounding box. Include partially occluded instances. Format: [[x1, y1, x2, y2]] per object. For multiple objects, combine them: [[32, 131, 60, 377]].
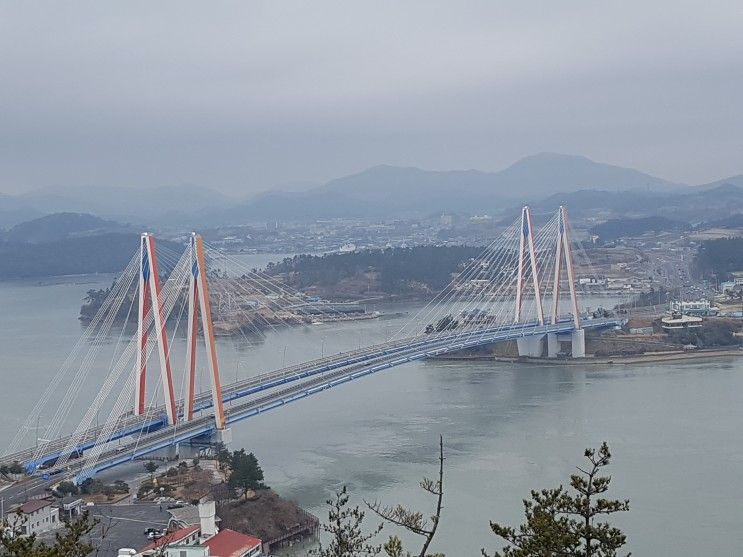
[[214, 442, 232, 470], [268, 247, 484, 294], [0, 510, 97, 557], [227, 450, 266, 499], [79, 478, 128, 497], [667, 320, 739, 347], [311, 486, 382, 557], [56, 481, 78, 496], [0, 234, 181, 280], [79, 479, 104, 495], [8, 462, 23, 475], [144, 461, 159, 481], [485, 442, 629, 557], [694, 237, 743, 279], [424, 314, 459, 334], [79, 283, 136, 323]]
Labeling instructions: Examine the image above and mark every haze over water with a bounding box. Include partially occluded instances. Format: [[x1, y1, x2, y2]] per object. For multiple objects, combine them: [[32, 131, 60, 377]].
[[1, 265, 742, 555]]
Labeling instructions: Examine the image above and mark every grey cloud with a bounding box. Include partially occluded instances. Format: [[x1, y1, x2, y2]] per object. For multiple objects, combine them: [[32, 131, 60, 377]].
[[0, 0, 742, 195]]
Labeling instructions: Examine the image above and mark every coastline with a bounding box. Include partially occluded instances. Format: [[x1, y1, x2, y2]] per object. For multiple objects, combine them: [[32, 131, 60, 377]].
[[434, 347, 743, 365]]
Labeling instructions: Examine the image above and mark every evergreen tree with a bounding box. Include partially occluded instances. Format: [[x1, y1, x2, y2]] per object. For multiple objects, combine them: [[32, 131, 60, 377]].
[[485, 442, 630, 557], [144, 461, 159, 482], [227, 449, 266, 499], [0, 510, 96, 557], [312, 486, 382, 557]]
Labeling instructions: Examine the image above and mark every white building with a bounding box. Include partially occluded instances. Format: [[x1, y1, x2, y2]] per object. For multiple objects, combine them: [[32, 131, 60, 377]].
[[134, 502, 262, 557], [6, 499, 60, 536], [669, 299, 719, 316]]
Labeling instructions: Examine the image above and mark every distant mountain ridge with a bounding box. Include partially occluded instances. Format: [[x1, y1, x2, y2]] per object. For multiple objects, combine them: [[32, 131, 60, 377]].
[[210, 153, 687, 222], [1, 153, 741, 223], [535, 183, 743, 222], [0, 184, 234, 227], [3, 212, 131, 243]]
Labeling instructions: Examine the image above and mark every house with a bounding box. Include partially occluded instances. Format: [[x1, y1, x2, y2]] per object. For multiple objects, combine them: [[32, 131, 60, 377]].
[[138, 525, 202, 556], [5, 499, 60, 536], [132, 502, 261, 557], [201, 529, 262, 557]]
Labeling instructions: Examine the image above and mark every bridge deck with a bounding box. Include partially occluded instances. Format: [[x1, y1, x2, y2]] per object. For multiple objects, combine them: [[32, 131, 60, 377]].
[[1, 318, 621, 482]]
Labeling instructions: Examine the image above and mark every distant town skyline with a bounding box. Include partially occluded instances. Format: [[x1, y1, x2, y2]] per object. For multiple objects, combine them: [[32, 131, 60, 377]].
[[1, 1, 742, 195]]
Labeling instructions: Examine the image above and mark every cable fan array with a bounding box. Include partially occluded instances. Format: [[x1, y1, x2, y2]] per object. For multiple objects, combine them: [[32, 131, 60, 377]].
[[1, 206, 597, 478]]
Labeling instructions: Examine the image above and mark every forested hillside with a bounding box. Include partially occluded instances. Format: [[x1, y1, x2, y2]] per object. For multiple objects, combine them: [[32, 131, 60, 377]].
[[694, 237, 743, 279], [268, 246, 483, 297], [0, 233, 181, 279], [590, 216, 690, 242]]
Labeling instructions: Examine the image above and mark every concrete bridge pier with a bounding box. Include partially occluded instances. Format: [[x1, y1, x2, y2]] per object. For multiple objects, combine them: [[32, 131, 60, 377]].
[[143, 443, 179, 461], [571, 329, 585, 358], [545, 330, 585, 358], [180, 427, 233, 459], [517, 335, 545, 357], [547, 333, 560, 358]]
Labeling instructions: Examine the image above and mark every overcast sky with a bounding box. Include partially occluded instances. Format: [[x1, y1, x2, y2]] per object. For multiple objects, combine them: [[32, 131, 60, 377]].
[[1, 1, 742, 195]]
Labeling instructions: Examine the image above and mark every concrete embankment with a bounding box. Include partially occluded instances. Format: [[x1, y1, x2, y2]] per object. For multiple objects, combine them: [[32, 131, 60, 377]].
[[437, 348, 743, 365]]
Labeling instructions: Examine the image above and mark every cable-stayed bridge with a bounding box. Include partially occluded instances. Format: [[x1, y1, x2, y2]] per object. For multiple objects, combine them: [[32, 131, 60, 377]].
[[0, 206, 622, 488]]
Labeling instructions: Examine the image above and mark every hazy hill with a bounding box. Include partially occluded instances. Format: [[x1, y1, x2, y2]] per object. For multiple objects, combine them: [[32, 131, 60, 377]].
[[0, 232, 182, 279], [701, 213, 743, 229], [0, 184, 234, 224], [3, 154, 742, 223], [223, 153, 682, 221], [4, 212, 130, 243], [537, 183, 743, 222], [200, 190, 383, 223], [693, 175, 743, 191], [589, 216, 690, 242]]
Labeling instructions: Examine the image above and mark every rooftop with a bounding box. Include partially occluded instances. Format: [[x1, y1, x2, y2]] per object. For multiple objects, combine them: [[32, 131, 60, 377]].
[[202, 529, 262, 557], [139, 525, 201, 554], [18, 499, 53, 514]]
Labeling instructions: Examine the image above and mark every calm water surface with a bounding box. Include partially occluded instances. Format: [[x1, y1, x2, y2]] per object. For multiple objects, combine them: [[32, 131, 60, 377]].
[[0, 268, 741, 555]]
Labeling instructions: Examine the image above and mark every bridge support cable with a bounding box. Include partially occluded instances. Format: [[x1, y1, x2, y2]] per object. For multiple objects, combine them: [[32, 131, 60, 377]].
[[411, 209, 558, 350], [404, 218, 521, 338], [30, 255, 141, 464], [197, 246, 329, 355], [408, 211, 544, 346], [184, 234, 226, 430], [409, 209, 558, 345], [53, 247, 192, 470], [54, 247, 189, 469], [391, 216, 523, 341], [201, 241, 353, 327], [449, 211, 559, 350], [458, 212, 557, 333], [1, 253, 141, 460], [75, 249, 192, 478], [423, 209, 556, 355]]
